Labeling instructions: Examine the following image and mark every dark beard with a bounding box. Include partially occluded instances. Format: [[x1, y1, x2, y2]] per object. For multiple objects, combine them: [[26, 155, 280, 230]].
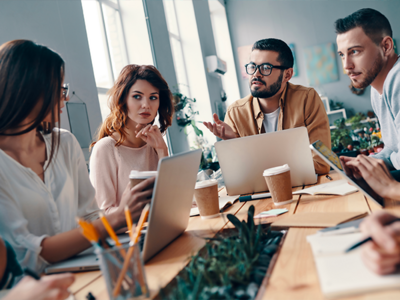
[[251, 71, 283, 98], [352, 56, 383, 89]]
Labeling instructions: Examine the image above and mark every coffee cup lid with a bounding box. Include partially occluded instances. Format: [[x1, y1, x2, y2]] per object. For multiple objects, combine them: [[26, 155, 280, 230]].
[[195, 179, 218, 189], [129, 170, 158, 179], [263, 164, 290, 176]]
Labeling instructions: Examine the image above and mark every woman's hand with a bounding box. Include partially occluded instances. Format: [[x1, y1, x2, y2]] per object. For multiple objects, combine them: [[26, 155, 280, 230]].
[[117, 177, 155, 224], [4, 273, 75, 300], [136, 124, 168, 158], [360, 211, 400, 274], [344, 155, 400, 199]]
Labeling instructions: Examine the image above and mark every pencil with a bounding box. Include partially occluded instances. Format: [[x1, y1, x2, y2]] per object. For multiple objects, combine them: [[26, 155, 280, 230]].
[[113, 204, 150, 297], [99, 212, 126, 257], [125, 205, 134, 240]]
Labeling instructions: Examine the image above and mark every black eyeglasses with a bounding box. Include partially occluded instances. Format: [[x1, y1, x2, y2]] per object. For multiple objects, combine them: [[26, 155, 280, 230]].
[[245, 63, 289, 76], [62, 83, 69, 100]]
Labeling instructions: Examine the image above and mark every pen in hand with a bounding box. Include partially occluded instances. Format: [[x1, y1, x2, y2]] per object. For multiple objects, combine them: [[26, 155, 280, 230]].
[[345, 217, 400, 253]]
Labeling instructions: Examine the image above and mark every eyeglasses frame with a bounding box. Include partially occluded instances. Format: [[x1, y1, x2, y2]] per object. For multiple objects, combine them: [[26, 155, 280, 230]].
[[245, 63, 290, 76], [62, 83, 69, 100]]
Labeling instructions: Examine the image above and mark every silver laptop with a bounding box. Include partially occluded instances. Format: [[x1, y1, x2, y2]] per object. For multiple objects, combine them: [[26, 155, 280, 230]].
[[45, 149, 202, 274], [215, 127, 317, 195]]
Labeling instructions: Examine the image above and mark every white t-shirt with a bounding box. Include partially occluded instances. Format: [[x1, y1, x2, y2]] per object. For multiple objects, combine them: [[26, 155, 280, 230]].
[[0, 129, 99, 273], [262, 107, 280, 133]]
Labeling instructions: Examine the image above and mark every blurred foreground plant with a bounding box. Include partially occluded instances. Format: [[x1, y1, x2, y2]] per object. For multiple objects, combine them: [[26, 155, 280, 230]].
[[159, 205, 283, 300]]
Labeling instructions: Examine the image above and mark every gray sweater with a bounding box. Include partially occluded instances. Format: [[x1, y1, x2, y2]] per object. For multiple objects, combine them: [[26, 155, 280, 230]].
[[372, 56, 400, 169]]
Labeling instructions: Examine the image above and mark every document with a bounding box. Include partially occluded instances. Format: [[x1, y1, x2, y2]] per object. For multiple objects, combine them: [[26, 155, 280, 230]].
[[307, 232, 400, 298], [293, 180, 358, 196]]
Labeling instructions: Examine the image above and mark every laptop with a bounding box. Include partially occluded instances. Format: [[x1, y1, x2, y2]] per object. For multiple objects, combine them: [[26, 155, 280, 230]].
[[310, 140, 384, 207], [215, 127, 317, 195], [45, 149, 202, 274]]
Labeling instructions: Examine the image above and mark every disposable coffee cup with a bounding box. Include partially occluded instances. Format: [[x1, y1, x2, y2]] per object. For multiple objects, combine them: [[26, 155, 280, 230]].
[[194, 179, 220, 219], [263, 164, 293, 206], [129, 170, 157, 189]]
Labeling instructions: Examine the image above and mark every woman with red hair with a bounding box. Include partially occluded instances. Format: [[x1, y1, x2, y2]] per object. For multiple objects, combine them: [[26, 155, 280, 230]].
[[90, 65, 174, 221]]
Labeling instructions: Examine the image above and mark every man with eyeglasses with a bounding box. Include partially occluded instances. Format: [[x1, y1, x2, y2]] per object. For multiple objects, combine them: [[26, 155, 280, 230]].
[[204, 38, 331, 174]]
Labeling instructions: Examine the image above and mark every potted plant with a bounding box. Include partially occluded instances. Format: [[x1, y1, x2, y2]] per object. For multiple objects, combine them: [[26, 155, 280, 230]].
[[173, 91, 203, 137]]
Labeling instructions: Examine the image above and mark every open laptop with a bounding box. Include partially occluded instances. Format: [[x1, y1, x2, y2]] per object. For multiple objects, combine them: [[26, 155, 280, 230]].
[[215, 127, 317, 195], [45, 149, 202, 274], [310, 140, 384, 207]]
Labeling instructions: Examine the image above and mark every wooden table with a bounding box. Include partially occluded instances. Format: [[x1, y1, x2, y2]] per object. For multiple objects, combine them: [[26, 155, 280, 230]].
[[72, 172, 400, 299]]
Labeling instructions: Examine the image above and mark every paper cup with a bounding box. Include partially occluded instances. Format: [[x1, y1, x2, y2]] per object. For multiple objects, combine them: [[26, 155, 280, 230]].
[[194, 179, 220, 219], [129, 170, 157, 189], [263, 164, 293, 206]]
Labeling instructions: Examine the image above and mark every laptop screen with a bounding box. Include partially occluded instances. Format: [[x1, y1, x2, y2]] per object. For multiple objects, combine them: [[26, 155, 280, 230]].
[[312, 140, 384, 207]]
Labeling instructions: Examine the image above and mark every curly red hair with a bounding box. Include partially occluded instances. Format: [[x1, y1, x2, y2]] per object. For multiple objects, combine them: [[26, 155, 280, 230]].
[[91, 65, 174, 148]]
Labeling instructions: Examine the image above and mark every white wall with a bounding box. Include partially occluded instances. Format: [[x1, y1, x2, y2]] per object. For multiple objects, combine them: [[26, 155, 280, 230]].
[[225, 0, 400, 116], [0, 0, 102, 137]]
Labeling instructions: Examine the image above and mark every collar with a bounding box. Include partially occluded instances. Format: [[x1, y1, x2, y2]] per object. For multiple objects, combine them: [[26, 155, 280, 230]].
[[252, 82, 289, 120]]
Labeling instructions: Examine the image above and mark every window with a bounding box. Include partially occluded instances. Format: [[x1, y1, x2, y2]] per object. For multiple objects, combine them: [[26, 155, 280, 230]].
[[209, 0, 241, 107], [82, 0, 128, 120]]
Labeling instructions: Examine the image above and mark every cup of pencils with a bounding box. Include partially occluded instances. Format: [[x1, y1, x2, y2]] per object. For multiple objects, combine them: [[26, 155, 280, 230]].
[[97, 243, 148, 300], [78, 204, 151, 300]]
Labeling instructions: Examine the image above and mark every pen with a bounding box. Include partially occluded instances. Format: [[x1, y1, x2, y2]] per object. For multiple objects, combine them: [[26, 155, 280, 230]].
[[239, 192, 271, 202], [345, 217, 400, 253], [326, 175, 332, 180]]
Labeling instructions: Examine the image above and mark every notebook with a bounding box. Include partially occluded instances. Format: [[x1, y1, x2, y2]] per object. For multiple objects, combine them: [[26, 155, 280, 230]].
[[293, 180, 358, 196], [271, 212, 368, 228], [307, 232, 400, 298]]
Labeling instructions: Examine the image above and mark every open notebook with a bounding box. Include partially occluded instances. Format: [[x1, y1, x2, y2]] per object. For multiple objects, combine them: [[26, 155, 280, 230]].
[[307, 232, 400, 298], [293, 180, 358, 196]]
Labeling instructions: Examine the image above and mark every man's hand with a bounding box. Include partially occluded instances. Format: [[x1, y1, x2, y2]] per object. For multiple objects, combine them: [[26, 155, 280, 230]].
[[340, 156, 362, 178], [360, 211, 400, 275], [344, 155, 400, 199], [203, 113, 237, 140]]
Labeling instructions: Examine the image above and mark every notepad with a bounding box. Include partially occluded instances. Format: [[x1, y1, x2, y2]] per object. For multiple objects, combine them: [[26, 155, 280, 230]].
[[271, 212, 368, 228], [293, 180, 358, 196], [307, 232, 400, 298], [254, 208, 288, 219], [190, 195, 239, 217]]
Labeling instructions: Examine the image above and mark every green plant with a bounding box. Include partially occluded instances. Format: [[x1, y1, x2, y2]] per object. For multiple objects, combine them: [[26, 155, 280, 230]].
[[329, 100, 344, 110], [348, 112, 366, 130], [331, 118, 352, 150], [159, 205, 283, 300], [173, 92, 203, 136]]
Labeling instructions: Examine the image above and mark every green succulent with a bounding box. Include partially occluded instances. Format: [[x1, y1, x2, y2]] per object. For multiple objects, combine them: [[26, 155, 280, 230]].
[[159, 205, 283, 300]]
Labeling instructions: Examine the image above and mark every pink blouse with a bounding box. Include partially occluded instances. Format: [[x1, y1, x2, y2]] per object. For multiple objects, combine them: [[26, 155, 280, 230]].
[[89, 137, 159, 214]]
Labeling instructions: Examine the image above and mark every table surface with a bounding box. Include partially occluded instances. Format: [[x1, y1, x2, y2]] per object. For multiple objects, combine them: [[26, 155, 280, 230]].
[[71, 171, 400, 300]]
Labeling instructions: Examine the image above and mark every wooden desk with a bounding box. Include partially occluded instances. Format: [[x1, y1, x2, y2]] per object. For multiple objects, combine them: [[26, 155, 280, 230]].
[[72, 172, 400, 300]]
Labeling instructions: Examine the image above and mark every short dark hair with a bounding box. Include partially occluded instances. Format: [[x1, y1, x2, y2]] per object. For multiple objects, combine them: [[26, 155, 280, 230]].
[[335, 8, 392, 44], [252, 38, 294, 68]]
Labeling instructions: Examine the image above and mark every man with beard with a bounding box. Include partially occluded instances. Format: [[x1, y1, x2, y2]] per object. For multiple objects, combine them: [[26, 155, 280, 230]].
[[203, 38, 331, 174], [336, 8, 400, 172]]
